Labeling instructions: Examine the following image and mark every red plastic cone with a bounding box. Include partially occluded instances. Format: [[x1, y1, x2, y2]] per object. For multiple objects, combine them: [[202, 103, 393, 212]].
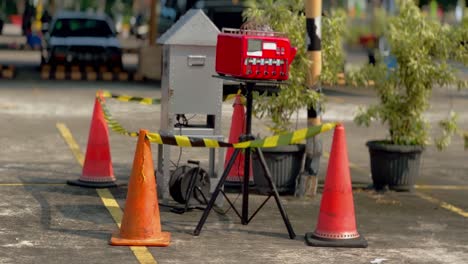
[[225, 94, 252, 183], [67, 92, 117, 188], [110, 129, 171, 246], [305, 124, 367, 248]]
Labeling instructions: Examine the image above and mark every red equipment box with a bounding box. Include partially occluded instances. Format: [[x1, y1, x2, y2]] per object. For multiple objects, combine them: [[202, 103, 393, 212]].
[[215, 28, 297, 81]]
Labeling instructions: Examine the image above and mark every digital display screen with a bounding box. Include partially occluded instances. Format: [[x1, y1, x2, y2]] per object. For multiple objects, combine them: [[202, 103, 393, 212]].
[[248, 39, 262, 52]]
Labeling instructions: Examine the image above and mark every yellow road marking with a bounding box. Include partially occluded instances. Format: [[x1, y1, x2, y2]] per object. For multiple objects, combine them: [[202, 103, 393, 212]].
[[56, 123, 84, 166], [0, 183, 66, 186], [325, 152, 468, 189], [56, 122, 157, 264], [96, 188, 123, 227], [416, 192, 468, 218], [323, 152, 467, 218], [415, 185, 468, 191], [97, 189, 158, 264]]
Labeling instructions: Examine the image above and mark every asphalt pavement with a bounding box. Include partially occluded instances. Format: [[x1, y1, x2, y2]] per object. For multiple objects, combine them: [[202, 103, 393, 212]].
[[0, 71, 467, 264], [1, 34, 468, 264]]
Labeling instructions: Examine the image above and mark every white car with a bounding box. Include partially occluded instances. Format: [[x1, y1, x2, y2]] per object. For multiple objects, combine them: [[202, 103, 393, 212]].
[[42, 11, 122, 67]]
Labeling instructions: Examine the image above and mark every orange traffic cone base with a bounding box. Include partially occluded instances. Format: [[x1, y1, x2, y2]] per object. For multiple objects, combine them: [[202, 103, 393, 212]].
[[67, 179, 118, 188], [305, 124, 368, 248], [110, 231, 171, 247], [305, 232, 368, 248]]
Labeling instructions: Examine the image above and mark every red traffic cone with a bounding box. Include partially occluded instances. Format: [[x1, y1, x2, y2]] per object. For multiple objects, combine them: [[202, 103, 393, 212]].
[[110, 129, 171, 246], [225, 94, 252, 183], [305, 124, 367, 248], [67, 92, 117, 188]]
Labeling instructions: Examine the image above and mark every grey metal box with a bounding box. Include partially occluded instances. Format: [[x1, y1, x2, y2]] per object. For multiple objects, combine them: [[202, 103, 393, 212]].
[[156, 9, 224, 202], [161, 45, 222, 117]]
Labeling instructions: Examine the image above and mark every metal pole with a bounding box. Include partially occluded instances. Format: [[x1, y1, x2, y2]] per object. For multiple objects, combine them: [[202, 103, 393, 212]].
[[148, 0, 159, 46], [241, 82, 255, 225], [303, 0, 322, 197], [49, 0, 55, 15]]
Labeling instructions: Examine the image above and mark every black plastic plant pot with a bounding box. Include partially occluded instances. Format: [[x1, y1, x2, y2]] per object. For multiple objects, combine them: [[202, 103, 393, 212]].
[[366, 140, 423, 192], [252, 144, 305, 195]]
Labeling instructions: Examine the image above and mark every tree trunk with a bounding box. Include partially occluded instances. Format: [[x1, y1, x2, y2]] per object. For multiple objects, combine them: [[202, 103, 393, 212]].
[[148, 0, 159, 46], [16, 0, 26, 14], [49, 0, 56, 15], [98, 0, 107, 13]]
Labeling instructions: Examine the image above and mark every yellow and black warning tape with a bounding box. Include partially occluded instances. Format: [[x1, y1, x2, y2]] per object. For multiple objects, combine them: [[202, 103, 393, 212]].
[[99, 89, 244, 106], [146, 123, 336, 148], [98, 95, 139, 137], [223, 89, 246, 105], [96, 91, 337, 148], [100, 90, 161, 105]]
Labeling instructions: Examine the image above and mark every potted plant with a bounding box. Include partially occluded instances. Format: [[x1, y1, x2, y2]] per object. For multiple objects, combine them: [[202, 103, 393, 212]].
[[352, 1, 468, 191], [242, 0, 346, 194]]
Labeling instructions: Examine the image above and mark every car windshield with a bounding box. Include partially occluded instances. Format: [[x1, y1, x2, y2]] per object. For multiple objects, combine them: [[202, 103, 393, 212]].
[[50, 18, 114, 37]]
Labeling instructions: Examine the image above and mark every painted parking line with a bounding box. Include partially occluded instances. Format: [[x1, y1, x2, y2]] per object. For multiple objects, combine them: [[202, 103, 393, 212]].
[[416, 192, 468, 218], [323, 151, 468, 218], [56, 122, 158, 264], [97, 188, 158, 264], [415, 185, 468, 191], [0, 183, 66, 186], [56, 123, 85, 166]]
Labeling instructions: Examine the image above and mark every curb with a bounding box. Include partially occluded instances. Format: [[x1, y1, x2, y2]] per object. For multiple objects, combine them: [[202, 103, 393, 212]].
[[40, 64, 144, 82], [0, 65, 16, 79]]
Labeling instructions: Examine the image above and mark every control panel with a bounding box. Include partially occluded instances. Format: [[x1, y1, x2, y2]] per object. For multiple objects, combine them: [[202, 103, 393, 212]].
[[215, 28, 297, 81]]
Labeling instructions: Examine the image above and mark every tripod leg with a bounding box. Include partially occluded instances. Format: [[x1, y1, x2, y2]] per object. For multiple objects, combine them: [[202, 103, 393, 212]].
[[193, 148, 242, 236], [256, 148, 296, 239]]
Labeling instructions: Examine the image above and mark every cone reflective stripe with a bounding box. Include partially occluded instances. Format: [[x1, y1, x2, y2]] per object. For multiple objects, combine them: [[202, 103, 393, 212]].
[[110, 129, 170, 246], [225, 94, 252, 182], [305, 124, 367, 247], [67, 92, 117, 188]]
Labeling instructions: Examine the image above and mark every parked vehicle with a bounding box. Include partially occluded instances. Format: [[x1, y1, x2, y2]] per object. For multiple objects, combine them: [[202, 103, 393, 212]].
[[41, 11, 122, 67], [157, 0, 245, 34]]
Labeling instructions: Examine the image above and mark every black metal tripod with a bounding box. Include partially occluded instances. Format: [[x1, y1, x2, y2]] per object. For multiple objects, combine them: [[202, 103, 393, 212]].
[[193, 76, 296, 239]]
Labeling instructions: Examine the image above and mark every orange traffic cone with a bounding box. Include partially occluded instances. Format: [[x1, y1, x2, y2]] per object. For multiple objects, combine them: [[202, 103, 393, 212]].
[[68, 92, 117, 188], [225, 94, 252, 183], [110, 129, 170, 246], [305, 124, 367, 248]]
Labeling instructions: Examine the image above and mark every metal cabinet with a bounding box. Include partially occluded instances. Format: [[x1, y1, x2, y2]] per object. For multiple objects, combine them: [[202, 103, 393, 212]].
[[156, 9, 224, 202]]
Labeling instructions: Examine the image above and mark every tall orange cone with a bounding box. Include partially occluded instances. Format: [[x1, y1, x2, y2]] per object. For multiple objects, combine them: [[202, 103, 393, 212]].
[[68, 92, 117, 188], [110, 129, 170, 246], [225, 94, 252, 183], [305, 124, 367, 248]]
